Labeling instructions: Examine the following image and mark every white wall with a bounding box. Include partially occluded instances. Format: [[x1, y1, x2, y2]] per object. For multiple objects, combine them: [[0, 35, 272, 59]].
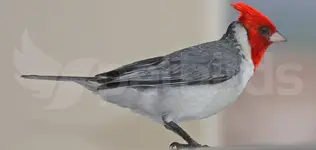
[[2, 0, 228, 149]]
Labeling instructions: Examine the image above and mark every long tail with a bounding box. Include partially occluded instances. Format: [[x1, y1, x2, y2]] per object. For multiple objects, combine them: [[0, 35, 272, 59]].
[[21, 75, 100, 92], [21, 75, 97, 81]]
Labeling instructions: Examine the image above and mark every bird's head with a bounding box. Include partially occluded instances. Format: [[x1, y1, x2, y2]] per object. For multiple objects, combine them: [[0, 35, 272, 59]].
[[231, 2, 287, 70]]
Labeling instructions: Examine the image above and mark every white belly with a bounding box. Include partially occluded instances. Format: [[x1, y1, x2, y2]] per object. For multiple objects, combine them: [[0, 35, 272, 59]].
[[98, 61, 254, 124]]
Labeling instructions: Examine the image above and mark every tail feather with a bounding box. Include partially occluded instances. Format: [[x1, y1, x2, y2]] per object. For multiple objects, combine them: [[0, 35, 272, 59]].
[[21, 75, 100, 92], [21, 75, 97, 81]]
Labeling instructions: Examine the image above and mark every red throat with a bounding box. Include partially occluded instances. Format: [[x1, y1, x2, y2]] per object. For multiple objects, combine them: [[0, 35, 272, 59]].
[[248, 32, 272, 71], [231, 2, 276, 71]]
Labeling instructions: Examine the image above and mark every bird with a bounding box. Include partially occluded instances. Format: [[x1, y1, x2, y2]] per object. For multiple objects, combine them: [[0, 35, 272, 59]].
[[21, 2, 287, 149]]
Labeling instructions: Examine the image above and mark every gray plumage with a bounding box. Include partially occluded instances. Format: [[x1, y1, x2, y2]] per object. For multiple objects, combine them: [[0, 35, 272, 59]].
[[22, 22, 244, 91], [98, 40, 242, 89]]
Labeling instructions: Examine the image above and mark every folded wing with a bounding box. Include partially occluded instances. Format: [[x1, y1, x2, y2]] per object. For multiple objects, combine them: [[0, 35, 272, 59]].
[[96, 41, 242, 90]]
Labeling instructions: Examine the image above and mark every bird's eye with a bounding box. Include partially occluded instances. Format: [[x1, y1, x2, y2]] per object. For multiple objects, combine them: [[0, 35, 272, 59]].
[[259, 26, 270, 36]]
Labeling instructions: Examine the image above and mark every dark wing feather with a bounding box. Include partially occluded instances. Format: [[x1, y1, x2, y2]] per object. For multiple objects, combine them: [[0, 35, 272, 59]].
[[95, 56, 164, 79], [96, 41, 242, 90]]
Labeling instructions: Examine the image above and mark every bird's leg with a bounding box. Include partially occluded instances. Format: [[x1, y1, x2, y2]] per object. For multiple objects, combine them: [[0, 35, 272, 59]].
[[163, 119, 209, 149]]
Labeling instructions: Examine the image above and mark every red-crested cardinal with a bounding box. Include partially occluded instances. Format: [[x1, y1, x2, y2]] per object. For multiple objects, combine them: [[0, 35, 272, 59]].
[[21, 2, 287, 149]]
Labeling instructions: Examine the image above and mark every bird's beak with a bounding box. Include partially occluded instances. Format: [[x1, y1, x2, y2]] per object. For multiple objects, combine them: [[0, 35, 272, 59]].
[[269, 30, 287, 43]]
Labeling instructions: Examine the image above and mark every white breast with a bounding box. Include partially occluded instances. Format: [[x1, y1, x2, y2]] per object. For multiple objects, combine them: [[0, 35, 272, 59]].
[[160, 58, 254, 123]]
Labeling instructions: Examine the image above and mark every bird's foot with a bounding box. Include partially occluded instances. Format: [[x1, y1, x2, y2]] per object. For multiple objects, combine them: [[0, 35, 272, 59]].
[[169, 142, 209, 150]]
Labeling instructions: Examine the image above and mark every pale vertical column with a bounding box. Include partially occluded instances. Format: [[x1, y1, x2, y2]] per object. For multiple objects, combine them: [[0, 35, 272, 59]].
[[7, 0, 232, 150], [198, 0, 230, 147]]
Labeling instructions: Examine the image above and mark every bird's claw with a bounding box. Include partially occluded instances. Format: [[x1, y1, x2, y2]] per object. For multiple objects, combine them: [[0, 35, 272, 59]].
[[169, 142, 209, 150]]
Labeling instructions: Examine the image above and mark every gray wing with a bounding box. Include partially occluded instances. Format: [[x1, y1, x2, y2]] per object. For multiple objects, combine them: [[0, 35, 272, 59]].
[[96, 41, 242, 90]]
